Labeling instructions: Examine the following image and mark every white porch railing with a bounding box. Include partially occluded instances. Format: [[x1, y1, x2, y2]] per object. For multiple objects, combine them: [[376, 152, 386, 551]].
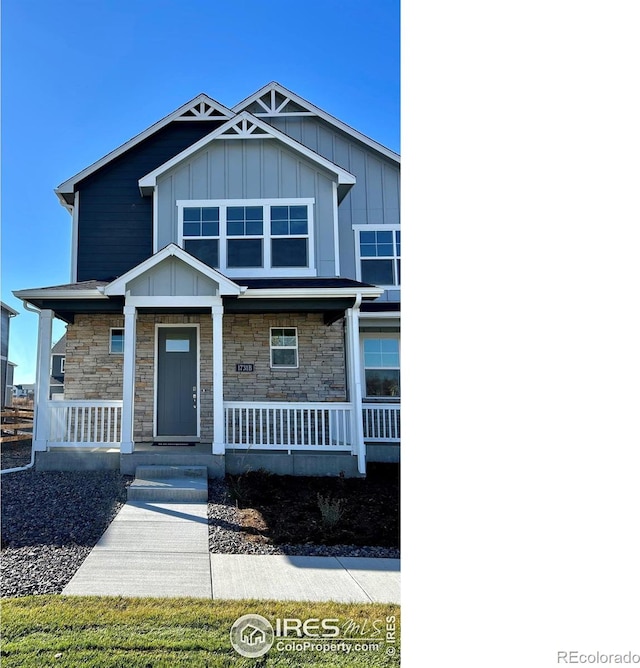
[[362, 403, 401, 442], [224, 401, 353, 451], [48, 400, 123, 447]]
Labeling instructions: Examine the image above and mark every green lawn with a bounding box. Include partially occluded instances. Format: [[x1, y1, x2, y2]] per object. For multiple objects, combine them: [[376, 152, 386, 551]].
[[1, 596, 400, 667]]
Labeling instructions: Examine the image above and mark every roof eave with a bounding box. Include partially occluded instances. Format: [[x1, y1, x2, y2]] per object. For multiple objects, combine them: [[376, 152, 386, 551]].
[[13, 288, 108, 301], [240, 286, 384, 300]]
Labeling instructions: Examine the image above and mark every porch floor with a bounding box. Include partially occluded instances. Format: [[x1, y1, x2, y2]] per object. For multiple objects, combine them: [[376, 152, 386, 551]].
[[133, 442, 213, 455]]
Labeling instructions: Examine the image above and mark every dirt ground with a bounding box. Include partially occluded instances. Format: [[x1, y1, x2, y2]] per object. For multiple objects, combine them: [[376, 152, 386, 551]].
[[227, 463, 400, 548]]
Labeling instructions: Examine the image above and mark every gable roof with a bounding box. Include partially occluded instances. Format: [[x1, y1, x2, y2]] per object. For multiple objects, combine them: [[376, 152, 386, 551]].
[[1, 301, 19, 316], [233, 81, 400, 164], [55, 93, 235, 205], [138, 111, 357, 200], [52, 334, 67, 355], [54, 83, 398, 209], [103, 243, 244, 297]]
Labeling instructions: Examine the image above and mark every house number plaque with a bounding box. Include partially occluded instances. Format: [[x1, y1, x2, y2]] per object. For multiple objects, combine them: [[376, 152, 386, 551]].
[[236, 363, 254, 372]]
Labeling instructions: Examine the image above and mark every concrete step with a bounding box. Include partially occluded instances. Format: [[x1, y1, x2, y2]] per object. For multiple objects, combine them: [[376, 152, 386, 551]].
[[128, 466, 208, 502], [134, 465, 208, 479]]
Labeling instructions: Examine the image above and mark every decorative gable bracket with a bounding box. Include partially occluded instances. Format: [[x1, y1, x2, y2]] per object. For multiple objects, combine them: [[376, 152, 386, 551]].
[[219, 117, 273, 138], [250, 88, 315, 117], [175, 99, 233, 121]]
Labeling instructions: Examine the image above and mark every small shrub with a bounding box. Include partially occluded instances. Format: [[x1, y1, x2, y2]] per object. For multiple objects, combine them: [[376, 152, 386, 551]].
[[316, 493, 345, 529]]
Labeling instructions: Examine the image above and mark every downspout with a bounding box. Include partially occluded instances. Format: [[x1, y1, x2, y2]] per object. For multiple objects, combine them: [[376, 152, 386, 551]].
[[0, 300, 41, 474], [347, 293, 366, 474]]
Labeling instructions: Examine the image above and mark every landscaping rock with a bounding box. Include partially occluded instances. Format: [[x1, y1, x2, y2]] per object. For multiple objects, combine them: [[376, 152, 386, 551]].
[[1, 469, 130, 598]]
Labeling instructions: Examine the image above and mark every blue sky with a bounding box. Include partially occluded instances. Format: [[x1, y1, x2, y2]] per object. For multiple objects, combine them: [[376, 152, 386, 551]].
[[1, 0, 400, 383]]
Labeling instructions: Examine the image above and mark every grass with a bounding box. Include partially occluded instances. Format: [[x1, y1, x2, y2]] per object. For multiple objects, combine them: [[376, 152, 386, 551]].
[[1, 596, 400, 667]]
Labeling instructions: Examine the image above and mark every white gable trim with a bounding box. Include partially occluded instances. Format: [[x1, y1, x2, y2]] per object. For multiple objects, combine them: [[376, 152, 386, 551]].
[[233, 82, 400, 165], [55, 94, 235, 204], [138, 111, 356, 195], [104, 243, 245, 296]]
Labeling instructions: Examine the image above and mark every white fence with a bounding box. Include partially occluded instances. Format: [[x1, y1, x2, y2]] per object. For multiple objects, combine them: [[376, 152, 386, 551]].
[[362, 403, 401, 442], [224, 401, 353, 451], [48, 400, 123, 447]]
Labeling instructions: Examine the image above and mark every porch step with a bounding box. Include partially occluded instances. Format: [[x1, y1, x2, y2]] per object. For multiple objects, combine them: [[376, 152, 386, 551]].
[[128, 465, 208, 502], [133, 465, 208, 480]]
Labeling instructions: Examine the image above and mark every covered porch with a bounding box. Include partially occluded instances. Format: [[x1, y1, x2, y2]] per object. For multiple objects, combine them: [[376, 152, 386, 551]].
[[16, 245, 395, 476]]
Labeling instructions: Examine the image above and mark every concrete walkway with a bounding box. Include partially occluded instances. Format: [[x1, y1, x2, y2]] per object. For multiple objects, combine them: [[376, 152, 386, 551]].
[[62, 500, 400, 603]]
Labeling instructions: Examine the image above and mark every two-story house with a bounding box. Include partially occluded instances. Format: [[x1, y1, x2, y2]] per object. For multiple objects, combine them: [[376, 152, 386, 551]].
[[14, 82, 400, 477]]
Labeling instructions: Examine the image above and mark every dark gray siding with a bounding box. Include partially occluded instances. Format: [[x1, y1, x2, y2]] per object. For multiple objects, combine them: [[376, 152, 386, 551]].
[[1, 309, 10, 359], [51, 354, 65, 382], [76, 121, 223, 282]]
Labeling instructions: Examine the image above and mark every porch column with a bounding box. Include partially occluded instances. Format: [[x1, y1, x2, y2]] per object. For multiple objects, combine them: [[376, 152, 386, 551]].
[[346, 298, 366, 474], [33, 309, 54, 451], [120, 305, 137, 454], [212, 304, 225, 454]]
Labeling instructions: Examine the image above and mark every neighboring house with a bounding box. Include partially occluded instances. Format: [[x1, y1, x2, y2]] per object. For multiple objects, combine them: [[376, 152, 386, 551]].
[[14, 384, 35, 399], [50, 334, 66, 399], [14, 82, 400, 477], [1, 302, 19, 407]]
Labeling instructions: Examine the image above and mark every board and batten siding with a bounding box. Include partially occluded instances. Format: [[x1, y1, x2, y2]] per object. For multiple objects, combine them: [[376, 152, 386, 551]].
[[155, 139, 338, 277], [127, 257, 220, 297], [75, 121, 224, 282], [264, 116, 400, 301]]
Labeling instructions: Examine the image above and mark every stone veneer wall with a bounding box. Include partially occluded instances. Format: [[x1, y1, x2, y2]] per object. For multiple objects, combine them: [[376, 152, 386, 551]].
[[222, 313, 347, 402], [63, 311, 347, 442], [63, 314, 124, 400]]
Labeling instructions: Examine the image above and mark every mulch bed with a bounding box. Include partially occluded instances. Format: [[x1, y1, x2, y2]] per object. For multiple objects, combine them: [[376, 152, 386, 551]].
[[227, 463, 400, 549]]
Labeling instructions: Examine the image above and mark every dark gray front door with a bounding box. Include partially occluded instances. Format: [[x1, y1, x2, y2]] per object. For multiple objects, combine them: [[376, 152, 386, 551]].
[[156, 327, 198, 437]]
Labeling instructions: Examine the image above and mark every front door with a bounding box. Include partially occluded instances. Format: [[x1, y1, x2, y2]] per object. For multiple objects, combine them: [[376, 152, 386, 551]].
[[156, 327, 198, 438]]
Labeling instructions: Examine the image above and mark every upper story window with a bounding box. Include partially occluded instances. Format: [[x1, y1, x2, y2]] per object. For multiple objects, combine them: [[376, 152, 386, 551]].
[[178, 199, 315, 277], [182, 207, 220, 268], [354, 225, 401, 288]]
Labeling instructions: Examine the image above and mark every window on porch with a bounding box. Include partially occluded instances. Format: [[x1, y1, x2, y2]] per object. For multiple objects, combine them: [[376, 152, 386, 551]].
[[270, 327, 299, 368], [362, 335, 400, 398]]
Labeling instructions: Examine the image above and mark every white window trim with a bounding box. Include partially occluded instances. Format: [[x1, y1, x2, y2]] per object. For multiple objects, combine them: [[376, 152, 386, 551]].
[[360, 332, 401, 400], [270, 326, 299, 369], [60, 357, 65, 374], [352, 224, 401, 289], [110, 327, 125, 355], [178, 198, 316, 278]]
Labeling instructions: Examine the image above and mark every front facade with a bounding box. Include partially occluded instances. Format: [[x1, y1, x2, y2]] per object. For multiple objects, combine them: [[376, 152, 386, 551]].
[[15, 83, 400, 476]]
